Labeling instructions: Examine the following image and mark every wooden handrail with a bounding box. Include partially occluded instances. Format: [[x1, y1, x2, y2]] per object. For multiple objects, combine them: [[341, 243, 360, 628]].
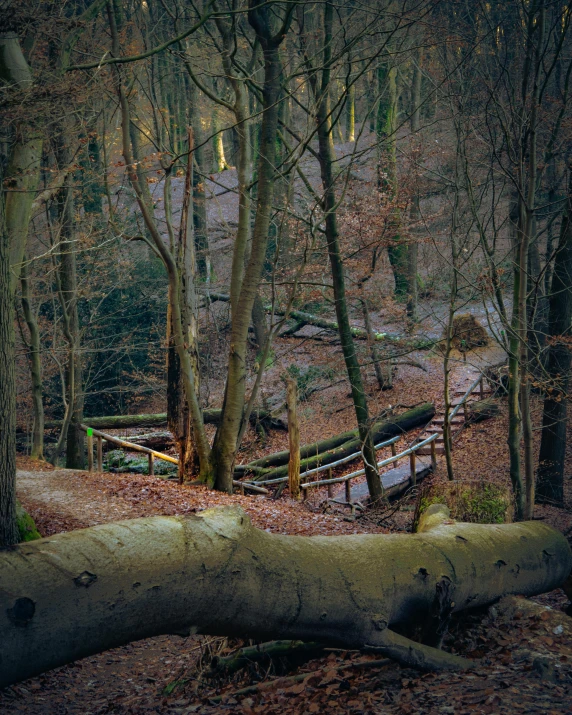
[[80, 424, 269, 495], [299, 433, 439, 490], [249, 435, 402, 487], [79, 425, 179, 464], [449, 373, 485, 421]]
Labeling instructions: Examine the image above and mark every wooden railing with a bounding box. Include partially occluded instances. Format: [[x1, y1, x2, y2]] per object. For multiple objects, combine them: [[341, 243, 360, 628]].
[[79, 425, 269, 495], [299, 432, 439, 502], [244, 435, 402, 488], [449, 373, 488, 441]]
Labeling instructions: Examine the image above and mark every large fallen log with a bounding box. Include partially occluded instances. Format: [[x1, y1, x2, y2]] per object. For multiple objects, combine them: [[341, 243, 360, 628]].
[[203, 292, 432, 348], [1, 504, 569, 686], [44, 408, 286, 431], [237, 403, 434, 480]]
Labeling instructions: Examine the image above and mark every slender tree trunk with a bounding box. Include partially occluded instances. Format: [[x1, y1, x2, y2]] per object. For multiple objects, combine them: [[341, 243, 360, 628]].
[[109, 2, 213, 485], [187, 78, 210, 281], [210, 4, 288, 492], [361, 297, 386, 390], [302, 2, 382, 500], [536, 165, 572, 506], [166, 131, 201, 483], [20, 256, 44, 460], [0, 167, 18, 546], [0, 20, 38, 546], [212, 104, 230, 172], [407, 48, 422, 321], [54, 133, 85, 470], [287, 377, 300, 499], [378, 64, 407, 299]]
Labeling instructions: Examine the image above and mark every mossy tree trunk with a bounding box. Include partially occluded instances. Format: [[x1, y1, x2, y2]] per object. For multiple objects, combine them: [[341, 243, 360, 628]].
[[0, 504, 569, 687], [299, 2, 382, 500]]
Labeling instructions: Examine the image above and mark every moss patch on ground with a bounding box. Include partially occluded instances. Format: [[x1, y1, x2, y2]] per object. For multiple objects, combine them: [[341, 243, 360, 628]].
[[415, 480, 513, 530], [16, 501, 41, 542]]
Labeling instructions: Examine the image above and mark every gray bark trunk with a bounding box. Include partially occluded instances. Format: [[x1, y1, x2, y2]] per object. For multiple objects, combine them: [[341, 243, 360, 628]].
[[0, 505, 569, 687]]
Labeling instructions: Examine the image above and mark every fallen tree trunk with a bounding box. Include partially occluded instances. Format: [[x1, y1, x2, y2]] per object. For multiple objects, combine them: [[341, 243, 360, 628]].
[[237, 403, 434, 480], [204, 292, 432, 348], [44, 409, 286, 432], [1, 504, 569, 686]]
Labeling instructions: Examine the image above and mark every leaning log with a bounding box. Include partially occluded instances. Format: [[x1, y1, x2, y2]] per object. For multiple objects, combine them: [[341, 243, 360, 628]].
[[204, 292, 432, 348], [1, 504, 569, 686], [45, 409, 286, 431], [239, 403, 434, 480]]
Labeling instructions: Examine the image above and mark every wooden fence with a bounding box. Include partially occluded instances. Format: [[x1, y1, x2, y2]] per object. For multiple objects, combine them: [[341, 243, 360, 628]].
[[79, 425, 269, 495], [299, 432, 439, 501]]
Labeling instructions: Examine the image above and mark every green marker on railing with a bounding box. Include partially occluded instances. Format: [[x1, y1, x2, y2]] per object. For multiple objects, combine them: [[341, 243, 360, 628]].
[[87, 428, 93, 437]]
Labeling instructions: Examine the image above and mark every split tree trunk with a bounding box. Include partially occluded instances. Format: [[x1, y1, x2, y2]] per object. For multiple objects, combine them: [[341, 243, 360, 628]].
[[166, 129, 201, 483], [0, 504, 569, 687], [210, 5, 288, 492]]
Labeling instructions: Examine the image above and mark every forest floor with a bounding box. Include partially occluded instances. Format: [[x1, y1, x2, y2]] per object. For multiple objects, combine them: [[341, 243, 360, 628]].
[[4, 350, 572, 715]]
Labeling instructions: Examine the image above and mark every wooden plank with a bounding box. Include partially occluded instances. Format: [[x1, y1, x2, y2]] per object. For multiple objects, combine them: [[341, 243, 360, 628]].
[[333, 458, 432, 505]]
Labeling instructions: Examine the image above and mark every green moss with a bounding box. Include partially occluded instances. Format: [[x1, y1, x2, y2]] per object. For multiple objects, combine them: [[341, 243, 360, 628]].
[[418, 483, 510, 525], [16, 501, 41, 542]]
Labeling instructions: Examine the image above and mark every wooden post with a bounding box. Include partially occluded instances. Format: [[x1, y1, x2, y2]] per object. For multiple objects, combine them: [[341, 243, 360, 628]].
[[479, 377, 484, 400], [286, 377, 301, 499], [430, 439, 437, 471], [327, 468, 334, 499], [148, 454, 154, 477], [391, 441, 397, 457], [345, 478, 352, 504], [86, 428, 94, 472], [410, 451, 417, 485], [96, 436, 103, 472], [463, 402, 468, 422]]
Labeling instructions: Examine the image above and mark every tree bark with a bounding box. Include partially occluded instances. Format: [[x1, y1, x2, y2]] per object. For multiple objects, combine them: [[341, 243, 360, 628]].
[[536, 164, 572, 506], [210, 3, 288, 492], [0, 26, 41, 544], [53, 131, 85, 470], [0, 157, 18, 547], [286, 377, 300, 499], [407, 46, 422, 322], [0, 504, 569, 687], [166, 129, 201, 483], [20, 256, 44, 460], [299, 2, 381, 500], [108, 3, 213, 485]]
